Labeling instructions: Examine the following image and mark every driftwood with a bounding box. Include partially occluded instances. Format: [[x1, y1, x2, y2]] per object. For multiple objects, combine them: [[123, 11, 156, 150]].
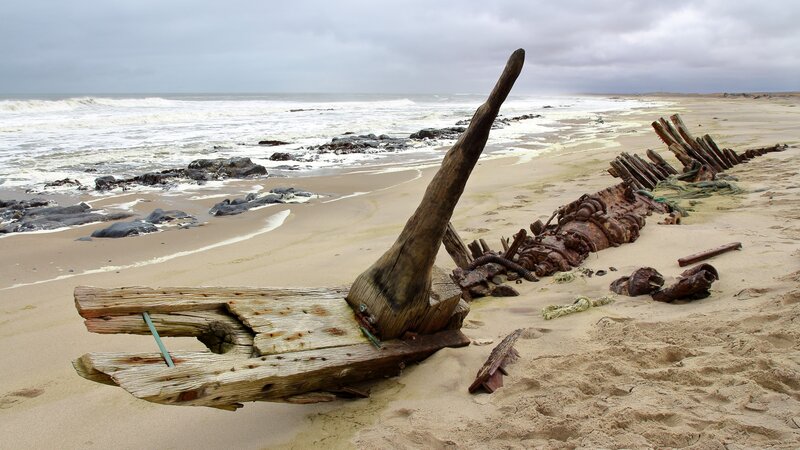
[[468, 329, 522, 393], [678, 242, 742, 267], [73, 49, 527, 409]]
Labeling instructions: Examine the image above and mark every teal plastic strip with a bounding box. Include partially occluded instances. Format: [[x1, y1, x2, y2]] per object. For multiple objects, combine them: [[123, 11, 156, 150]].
[[142, 312, 175, 367]]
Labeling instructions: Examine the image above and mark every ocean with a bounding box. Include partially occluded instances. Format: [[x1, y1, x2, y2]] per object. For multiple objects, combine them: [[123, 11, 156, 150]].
[[0, 93, 660, 192]]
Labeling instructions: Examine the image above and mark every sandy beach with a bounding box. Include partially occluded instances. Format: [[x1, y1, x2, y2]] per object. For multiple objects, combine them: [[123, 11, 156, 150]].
[[1, 94, 798, 449]]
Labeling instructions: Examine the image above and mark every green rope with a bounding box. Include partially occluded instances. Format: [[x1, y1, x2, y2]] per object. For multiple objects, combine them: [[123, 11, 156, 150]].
[[142, 312, 175, 367], [648, 177, 743, 216], [541, 295, 615, 320]]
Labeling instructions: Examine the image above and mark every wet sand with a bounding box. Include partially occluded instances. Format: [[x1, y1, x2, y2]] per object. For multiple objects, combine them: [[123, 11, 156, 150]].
[[1, 94, 798, 449]]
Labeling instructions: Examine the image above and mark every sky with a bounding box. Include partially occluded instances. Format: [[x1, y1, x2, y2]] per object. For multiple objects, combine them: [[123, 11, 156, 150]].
[[1, 0, 798, 94]]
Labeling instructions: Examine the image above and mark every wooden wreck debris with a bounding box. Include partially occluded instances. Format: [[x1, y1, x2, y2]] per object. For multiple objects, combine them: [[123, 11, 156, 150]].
[[443, 222, 474, 270], [447, 181, 668, 300], [678, 242, 742, 267], [446, 113, 787, 301], [346, 48, 525, 340], [469, 329, 522, 394], [73, 49, 528, 409]]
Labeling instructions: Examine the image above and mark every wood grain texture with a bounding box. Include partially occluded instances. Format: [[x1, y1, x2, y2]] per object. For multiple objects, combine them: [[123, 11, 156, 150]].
[[74, 330, 470, 409]]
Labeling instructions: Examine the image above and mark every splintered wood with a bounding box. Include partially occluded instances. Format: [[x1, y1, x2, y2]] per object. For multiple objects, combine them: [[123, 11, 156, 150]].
[[469, 329, 523, 394]]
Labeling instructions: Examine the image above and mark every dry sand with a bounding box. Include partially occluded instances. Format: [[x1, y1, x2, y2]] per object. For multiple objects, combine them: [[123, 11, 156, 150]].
[[0, 94, 798, 449]]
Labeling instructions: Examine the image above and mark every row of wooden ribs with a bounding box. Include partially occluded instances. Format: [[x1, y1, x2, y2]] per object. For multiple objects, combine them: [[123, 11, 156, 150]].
[[447, 113, 785, 300]]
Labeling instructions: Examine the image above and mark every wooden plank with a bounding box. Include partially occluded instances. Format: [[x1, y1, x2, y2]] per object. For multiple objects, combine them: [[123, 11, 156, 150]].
[[646, 149, 678, 174], [469, 329, 522, 393], [442, 222, 474, 269], [225, 296, 367, 355], [75, 285, 348, 318], [84, 310, 254, 354], [75, 329, 470, 409]]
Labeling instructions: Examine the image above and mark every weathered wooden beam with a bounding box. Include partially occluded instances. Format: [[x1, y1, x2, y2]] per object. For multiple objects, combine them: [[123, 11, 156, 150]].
[[346, 49, 525, 339], [646, 149, 678, 174], [75, 329, 470, 410], [609, 159, 644, 190], [666, 143, 694, 167], [701, 135, 732, 169], [469, 329, 522, 393], [504, 228, 527, 261], [442, 222, 474, 269], [76, 286, 366, 356]]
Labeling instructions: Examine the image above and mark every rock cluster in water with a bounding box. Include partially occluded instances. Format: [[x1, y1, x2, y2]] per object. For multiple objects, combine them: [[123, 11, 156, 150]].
[[90, 208, 197, 238], [94, 157, 268, 191], [0, 199, 133, 234], [455, 113, 542, 128], [210, 187, 314, 216]]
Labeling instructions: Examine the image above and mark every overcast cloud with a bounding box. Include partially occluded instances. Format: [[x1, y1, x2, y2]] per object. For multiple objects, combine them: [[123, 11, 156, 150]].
[[1, 0, 798, 94]]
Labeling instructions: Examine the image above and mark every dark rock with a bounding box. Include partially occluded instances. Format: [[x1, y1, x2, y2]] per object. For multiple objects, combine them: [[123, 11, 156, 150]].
[[491, 285, 520, 297], [309, 134, 408, 155], [95, 176, 117, 191], [45, 178, 82, 188], [188, 157, 267, 178], [409, 127, 466, 140], [209, 188, 314, 216], [91, 220, 158, 238], [144, 208, 193, 224], [134, 171, 182, 186], [95, 157, 268, 191], [269, 152, 293, 161], [259, 140, 291, 146], [0, 199, 134, 234], [269, 187, 313, 197]]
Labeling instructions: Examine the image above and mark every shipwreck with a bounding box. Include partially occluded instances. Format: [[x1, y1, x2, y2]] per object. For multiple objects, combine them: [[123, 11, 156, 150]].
[[72, 49, 526, 410]]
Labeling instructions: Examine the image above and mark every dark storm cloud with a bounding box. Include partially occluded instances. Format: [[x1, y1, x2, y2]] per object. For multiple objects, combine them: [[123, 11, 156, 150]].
[[1, 0, 798, 93]]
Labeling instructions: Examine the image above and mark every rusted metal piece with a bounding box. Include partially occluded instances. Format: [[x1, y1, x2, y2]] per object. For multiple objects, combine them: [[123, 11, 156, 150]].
[[660, 211, 682, 225], [609, 267, 665, 296], [652, 264, 719, 302], [469, 329, 522, 394], [678, 242, 742, 267]]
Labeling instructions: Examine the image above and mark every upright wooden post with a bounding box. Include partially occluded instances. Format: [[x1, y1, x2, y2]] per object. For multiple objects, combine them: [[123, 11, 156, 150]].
[[346, 49, 526, 339]]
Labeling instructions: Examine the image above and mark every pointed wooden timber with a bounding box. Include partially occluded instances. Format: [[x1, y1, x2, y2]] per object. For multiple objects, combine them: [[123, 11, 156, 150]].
[[346, 48, 525, 339], [72, 49, 526, 409]]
